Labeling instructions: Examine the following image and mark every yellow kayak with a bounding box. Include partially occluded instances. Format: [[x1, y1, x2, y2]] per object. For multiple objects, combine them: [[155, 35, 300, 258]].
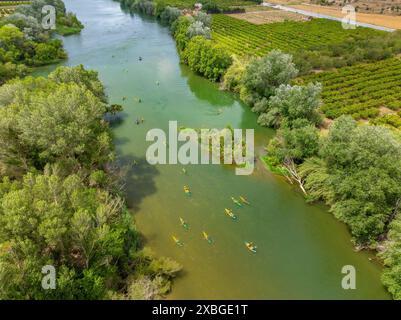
[[245, 242, 257, 253], [180, 217, 189, 229], [172, 236, 183, 246], [240, 196, 250, 205], [231, 196, 242, 207], [225, 208, 237, 220], [184, 186, 191, 195], [203, 231, 213, 244]]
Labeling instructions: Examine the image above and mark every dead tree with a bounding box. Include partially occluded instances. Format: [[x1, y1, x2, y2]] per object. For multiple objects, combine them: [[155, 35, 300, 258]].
[[283, 157, 307, 195]]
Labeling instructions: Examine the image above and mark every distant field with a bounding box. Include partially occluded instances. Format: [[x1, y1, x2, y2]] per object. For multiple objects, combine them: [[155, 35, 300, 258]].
[[290, 4, 401, 29], [297, 58, 401, 124], [227, 8, 307, 24], [157, 0, 259, 8], [0, 1, 30, 17], [0, 1, 30, 6], [211, 14, 381, 56], [264, 0, 401, 29]]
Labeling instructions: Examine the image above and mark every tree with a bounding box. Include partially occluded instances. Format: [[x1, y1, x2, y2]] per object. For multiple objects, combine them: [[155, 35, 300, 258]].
[[160, 6, 181, 26], [256, 82, 322, 128], [187, 21, 211, 39], [241, 50, 298, 107], [267, 119, 320, 163], [380, 215, 401, 300], [0, 25, 27, 63], [194, 11, 211, 27], [0, 65, 182, 299], [182, 36, 232, 81], [172, 16, 192, 52], [48, 64, 107, 102], [1, 13, 46, 42], [0, 169, 132, 299], [301, 116, 401, 244], [221, 56, 249, 93], [266, 119, 320, 193], [0, 73, 112, 177]]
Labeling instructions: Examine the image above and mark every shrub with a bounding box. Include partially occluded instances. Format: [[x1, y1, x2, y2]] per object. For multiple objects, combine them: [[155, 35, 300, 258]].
[[182, 36, 232, 81]]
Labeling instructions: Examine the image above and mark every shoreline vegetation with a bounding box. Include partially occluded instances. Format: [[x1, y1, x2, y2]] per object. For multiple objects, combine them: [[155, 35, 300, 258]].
[[0, 0, 84, 84], [0, 1, 181, 300], [118, 0, 401, 299]]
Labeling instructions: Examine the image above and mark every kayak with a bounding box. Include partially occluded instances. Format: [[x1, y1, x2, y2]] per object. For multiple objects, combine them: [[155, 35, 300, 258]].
[[180, 217, 189, 229], [202, 231, 213, 244], [231, 197, 242, 207], [225, 208, 237, 220], [245, 242, 257, 253], [239, 196, 250, 205], [184, 186, 191, 196], [172, 236, 183, 246], [182, 168, 187, 174]]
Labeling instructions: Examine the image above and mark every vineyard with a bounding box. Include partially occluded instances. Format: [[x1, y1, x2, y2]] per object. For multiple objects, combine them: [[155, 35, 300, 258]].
[[0, 1, 30, 17], [157, 0, 258, 9], [0, 8, 12, 17], [0, 1, 30, 6], [298, 57, 401, 126], [211, 14, 381, 56]]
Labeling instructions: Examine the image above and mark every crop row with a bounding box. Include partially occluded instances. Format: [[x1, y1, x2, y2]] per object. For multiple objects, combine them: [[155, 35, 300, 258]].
[[158, 0, 256, 9], [211, 14, 381, 56], [299, 58, 401, 123], [0, 1, 30, 7], [0, 8, 13, 17]]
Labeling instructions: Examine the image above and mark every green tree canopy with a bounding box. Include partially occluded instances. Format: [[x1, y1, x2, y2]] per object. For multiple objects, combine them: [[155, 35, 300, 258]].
[[256, 82, 322, 128], [241, 49, 298, 106]]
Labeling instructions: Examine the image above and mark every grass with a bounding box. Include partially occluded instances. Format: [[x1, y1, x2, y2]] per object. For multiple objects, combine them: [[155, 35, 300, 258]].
[[261, 156, 289, 176], [56, 24, 83, 36]]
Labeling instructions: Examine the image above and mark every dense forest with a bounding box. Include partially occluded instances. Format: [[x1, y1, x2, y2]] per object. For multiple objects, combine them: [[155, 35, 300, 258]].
[[0, 0, 83, 84], [0, 0, 181, 300]]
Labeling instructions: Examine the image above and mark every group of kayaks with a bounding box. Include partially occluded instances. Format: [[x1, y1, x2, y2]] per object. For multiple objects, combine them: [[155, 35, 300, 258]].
[[226, 196, 256, 253], [174, 178, 257, 253], [172, 217, 213, 246], [225, 196, 250, 220]]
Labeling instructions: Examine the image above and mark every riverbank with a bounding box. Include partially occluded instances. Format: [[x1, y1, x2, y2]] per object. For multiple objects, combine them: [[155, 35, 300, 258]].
[[111, 0, 400, 300], [73, 0, 390, 298], [0, 0, 182, 300]]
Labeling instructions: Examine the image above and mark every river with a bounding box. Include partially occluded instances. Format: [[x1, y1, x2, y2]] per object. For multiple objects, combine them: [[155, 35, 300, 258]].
[[41, 0, 390, 299]]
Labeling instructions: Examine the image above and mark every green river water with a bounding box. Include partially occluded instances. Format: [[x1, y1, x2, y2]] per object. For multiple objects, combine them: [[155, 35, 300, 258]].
[[41, 0, 390, 299]]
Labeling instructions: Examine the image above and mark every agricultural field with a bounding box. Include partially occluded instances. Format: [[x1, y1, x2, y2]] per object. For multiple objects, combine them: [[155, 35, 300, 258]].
[[310, 0, 401, 16], [0, 8, 12, 17], [297, 57, 401, 125], [227, 8, 307, 24], [0, 1, 30, 17], [156, 0, 259, 9], [211, 14, 382, 56], [0, 1, 30, 6], [265, 0, 401, 29]]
